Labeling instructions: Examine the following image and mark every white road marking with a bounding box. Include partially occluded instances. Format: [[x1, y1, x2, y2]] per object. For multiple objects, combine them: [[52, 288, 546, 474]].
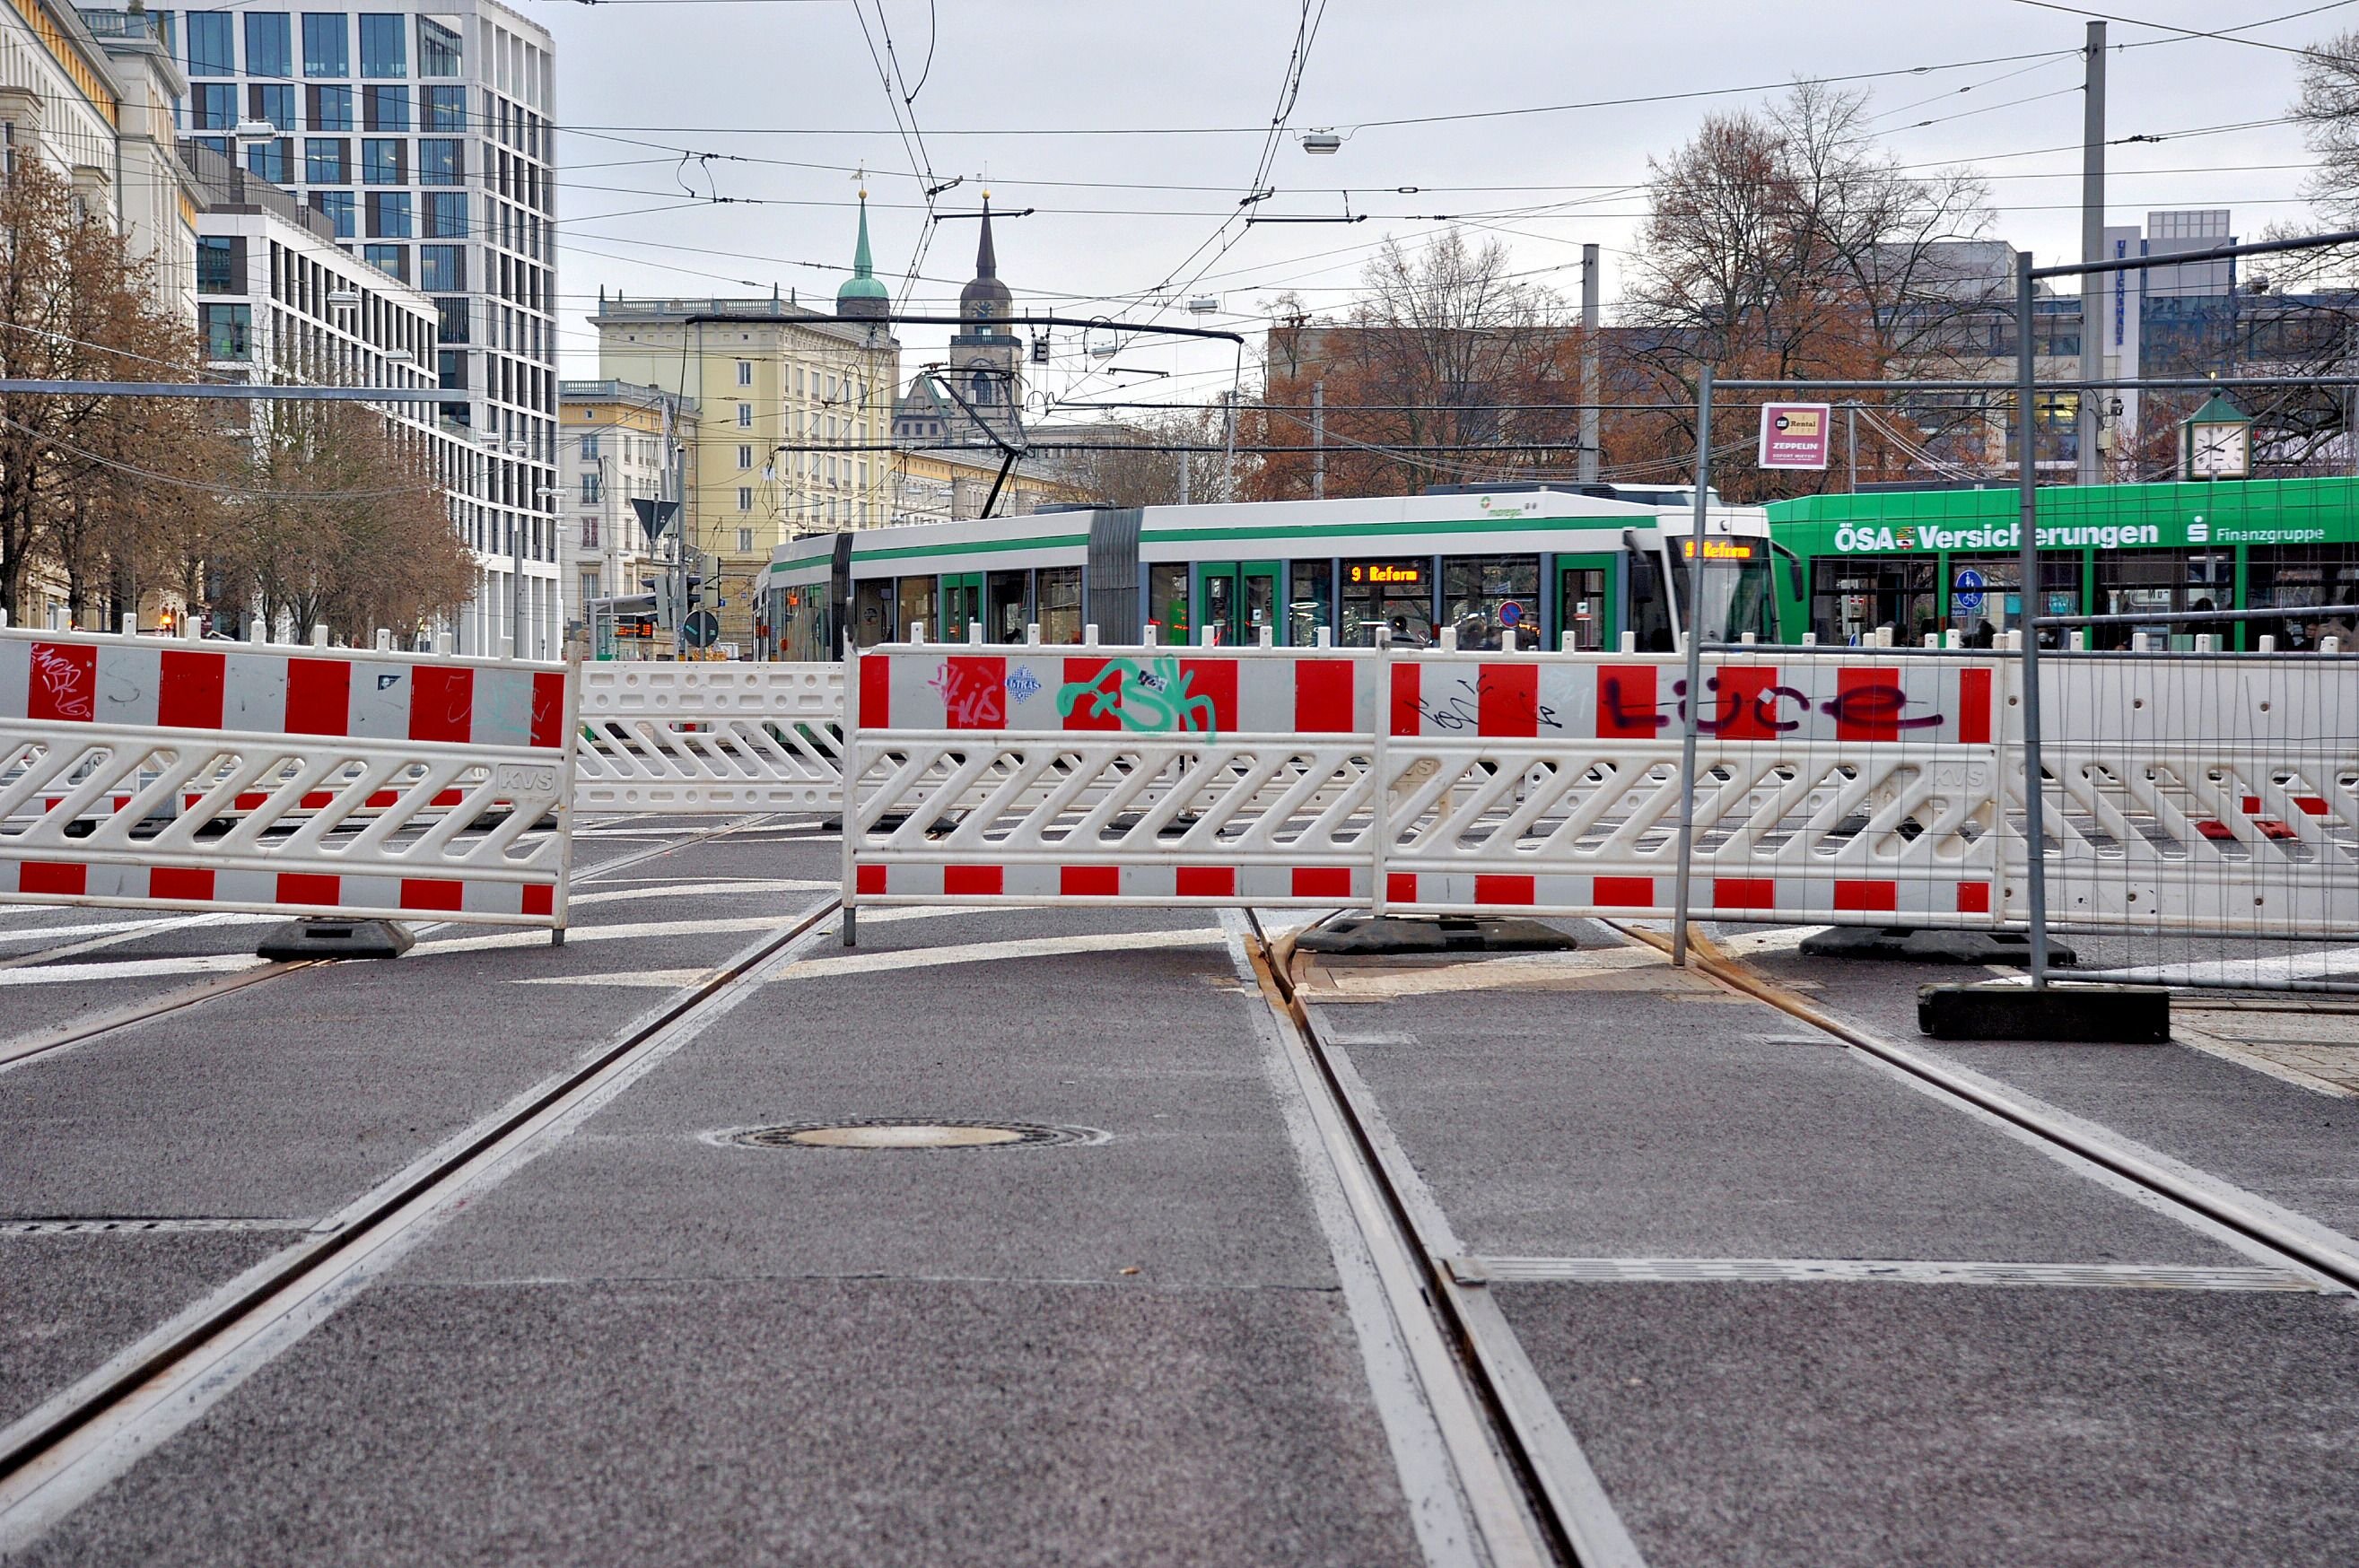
[[776, 928, 1226, 981], [1706, 925, 1830, 957], [0, 954, 265, 988], [512, 968, 718, 989], [415, 917, 786, 956], [2030, 945, 2359, 988]]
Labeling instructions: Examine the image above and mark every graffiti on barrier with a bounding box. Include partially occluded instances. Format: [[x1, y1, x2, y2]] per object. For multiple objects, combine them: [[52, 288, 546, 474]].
[[1055, 657, 1219, 736]]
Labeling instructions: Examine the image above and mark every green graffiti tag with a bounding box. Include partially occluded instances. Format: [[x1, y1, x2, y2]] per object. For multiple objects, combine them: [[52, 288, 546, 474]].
[[1055, 657, 1219, 737]]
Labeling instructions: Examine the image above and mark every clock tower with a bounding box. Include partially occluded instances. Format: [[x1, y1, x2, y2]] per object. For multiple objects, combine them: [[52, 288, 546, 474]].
[[948, 195, 1023, 444]]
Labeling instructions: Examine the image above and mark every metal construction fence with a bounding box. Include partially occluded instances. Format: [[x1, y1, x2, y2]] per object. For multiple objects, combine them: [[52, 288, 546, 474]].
[[0, 626, 579, 928], [841, 638, 2359, 939]]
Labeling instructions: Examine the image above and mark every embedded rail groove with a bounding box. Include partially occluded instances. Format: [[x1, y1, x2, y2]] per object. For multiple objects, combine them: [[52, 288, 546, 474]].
[[1606, 919, 2359, 1296], [0, 888, 840, 1533], [1243, 910, 1646, 1568]]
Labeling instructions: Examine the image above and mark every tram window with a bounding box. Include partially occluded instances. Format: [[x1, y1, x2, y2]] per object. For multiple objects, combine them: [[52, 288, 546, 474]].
[[1808, 557, 1935, 647], [1147, 562, 1189, 644], [2092, 550, 2232, 650], [1289, 560, 1332, 647], [896, 575, 937, 641], [852, 579, 894, 649], [1038, 566, 1082, 645], [778, 586, 826, 662], [988, 570, 1030, 642], [1942, 552, 2080, 648], [1442, 555, 1540, 649], [1341, 558, 1430, 647], [2247, 544, 2359, 651], [1627, 550, 1675, 652]]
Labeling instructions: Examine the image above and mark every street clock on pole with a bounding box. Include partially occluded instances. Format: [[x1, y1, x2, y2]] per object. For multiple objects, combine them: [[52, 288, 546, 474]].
[[2181, 393, 2253, 480]]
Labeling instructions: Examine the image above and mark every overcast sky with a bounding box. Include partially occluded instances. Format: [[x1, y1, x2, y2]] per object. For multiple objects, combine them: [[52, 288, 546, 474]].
[[543, 0, 2341, 408]]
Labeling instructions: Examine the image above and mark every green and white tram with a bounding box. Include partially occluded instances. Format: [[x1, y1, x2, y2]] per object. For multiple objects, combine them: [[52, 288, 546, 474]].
[[762, 486, 1787, 661]]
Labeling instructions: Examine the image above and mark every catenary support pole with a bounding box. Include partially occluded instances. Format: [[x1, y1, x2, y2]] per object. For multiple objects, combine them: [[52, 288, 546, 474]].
[[1579, 245, 1602, 485], [1312, 380, 1326, 500], [1847, 403, 1858, 492], [1671, 366, 1713, 969], [2015, 250, 2053, 989], [2079, 20, 2108, 485]]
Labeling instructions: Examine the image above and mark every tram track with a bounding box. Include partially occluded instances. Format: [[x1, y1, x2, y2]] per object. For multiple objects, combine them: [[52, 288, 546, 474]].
[[0, 812, 782, 1076], [1601, 919, 2359, 1295], [1239, 909, 1646, 1568], [0, 886, 843, 1549]]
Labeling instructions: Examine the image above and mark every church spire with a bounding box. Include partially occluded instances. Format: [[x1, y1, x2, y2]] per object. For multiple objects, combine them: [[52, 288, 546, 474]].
[[974, 192, 997, 281], [835, 186, 890, 319]]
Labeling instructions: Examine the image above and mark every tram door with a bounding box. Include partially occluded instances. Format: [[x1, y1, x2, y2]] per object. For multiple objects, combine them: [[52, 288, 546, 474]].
[[1193, 562, 1279, 645], [1557, 553, 1617, 650], [939, 571, 982, 640]]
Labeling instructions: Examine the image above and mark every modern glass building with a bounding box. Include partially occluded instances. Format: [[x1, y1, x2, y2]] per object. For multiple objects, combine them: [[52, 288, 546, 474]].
[[153, 0, 559, 655]]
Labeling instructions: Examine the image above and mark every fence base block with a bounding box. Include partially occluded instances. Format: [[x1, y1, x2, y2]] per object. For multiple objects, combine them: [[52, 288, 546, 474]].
[[1918, 982, 2169, 1043], [1297, 915, 1577, 957], [256, 919, 415, 962], [1803, 926, 2076, 967]]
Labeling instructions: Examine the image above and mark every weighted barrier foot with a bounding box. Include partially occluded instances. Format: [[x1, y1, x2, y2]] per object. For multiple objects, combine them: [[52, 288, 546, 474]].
[[1803, 927, 2077, 967], [256, 919, 415, 962], [1918, 982, 2169, 1042], [1297, 915, 1577, 957]]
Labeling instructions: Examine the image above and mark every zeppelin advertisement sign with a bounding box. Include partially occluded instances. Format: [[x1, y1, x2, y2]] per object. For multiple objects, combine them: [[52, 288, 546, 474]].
[[1758, 403, 1832, 470]]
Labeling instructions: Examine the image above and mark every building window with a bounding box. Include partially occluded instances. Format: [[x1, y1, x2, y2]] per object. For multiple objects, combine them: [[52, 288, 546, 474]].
[[418, 244, 464, 292], [186, 12, 233, 75], [737, 527, 754, 553], [737, 487, 752, 512], [580, 434, 599, 460], [433, 296, 469, 343], [365, 190, 412, 237], [196, 237, 238, 294], [245, 137, 291, 182], [736, 360, 753, 387], [307, 83, 353, 130], [581, 474, 602, 502], [362, 243, 407, 283], [361, 138, 406, 183], [301, 13, 348, 77], [244, 12, 293, 76], [438, 349, 464, 389], [581, 570, 600, 604], [192, 83, 236, 130], [310, 189, 356, 238], [362, 83, 409, 130], [737, 444, 753, 469], [424, 190, 468, 238], [736, 404, 751, 429], [418, 138, 462, 186], [303, 137, 348, 184], [200, 303, 251, 362], [422, 85, 466, 132], [358, 13, 406, 77], [249, 83, 295, 133], [417, 15, 462, 75]]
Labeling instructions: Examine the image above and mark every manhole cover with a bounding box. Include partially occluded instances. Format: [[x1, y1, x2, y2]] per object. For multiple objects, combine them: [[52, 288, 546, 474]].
[[716, 1119, 1107, 1151]]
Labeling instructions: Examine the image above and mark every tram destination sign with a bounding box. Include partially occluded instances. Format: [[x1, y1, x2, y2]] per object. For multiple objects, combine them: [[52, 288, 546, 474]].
[[1758, 403, 1832, 470], [1347, 561, 1424, 586]]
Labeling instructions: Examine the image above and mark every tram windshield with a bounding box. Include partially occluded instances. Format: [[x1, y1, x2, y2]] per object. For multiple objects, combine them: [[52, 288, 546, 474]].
[[1667, 550, 1777, 645]]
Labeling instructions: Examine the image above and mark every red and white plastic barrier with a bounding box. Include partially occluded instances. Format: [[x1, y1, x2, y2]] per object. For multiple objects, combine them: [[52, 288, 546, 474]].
[[0, 628, 579, 930]]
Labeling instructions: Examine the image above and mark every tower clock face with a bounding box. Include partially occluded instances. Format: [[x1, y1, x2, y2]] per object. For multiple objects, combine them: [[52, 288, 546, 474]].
[[2190, 423, 2250, 478]]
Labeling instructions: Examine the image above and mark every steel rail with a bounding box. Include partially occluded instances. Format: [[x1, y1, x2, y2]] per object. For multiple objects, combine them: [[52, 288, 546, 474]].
[[1245, 910, 1647, 1568], [0, 889, 843, 1538], [0, 814, 777, 1073], [1608, 920, 2359, 1294]]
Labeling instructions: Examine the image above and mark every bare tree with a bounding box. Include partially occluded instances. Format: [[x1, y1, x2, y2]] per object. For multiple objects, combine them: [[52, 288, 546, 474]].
[[1037, 407, 1227, 508], [0, 157, 209, 623], [1621, 82, 1996, 498], [211, 401, 475, 641], [2296, 30, 2359, 224]]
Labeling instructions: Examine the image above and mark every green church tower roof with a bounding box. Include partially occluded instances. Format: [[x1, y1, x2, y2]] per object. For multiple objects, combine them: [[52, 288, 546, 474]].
[[836, 189, 891, 318]]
